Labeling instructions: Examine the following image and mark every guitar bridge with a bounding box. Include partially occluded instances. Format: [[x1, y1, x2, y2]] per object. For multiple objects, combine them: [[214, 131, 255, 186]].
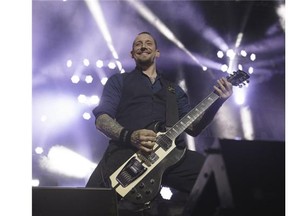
[[116, 157, 147, 187]]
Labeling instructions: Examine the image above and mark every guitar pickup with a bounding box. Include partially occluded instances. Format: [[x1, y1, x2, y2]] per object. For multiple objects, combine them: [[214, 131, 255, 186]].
[[137, 151, 159, 167], [116, 157, 147, 187]]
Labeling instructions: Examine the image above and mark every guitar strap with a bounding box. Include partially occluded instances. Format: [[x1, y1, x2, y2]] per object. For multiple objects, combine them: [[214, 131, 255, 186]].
[[160, 77, 179, 128]]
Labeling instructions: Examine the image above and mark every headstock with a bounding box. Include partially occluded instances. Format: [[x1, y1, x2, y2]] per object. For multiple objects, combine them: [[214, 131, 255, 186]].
[[227, 70, 250, 88]]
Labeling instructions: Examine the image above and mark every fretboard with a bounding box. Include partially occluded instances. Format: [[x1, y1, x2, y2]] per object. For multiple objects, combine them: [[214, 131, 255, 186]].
[[165, 92, 219, 140]]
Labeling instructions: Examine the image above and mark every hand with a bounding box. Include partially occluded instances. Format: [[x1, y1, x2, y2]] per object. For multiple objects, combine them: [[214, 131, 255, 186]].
[[130, 129, 157, 152], [213, 77, 233, 101]]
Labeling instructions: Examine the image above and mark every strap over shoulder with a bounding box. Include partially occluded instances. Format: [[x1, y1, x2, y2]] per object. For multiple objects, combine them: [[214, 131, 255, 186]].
[[160, 77, 179, 128]]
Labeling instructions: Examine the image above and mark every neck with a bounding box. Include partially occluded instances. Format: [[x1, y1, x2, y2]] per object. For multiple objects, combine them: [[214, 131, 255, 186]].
[[137, 63, 157, 77]]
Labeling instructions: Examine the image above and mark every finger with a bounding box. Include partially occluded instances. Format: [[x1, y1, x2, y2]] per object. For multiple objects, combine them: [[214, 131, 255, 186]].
[[141, 140, 155, 149], [139, 144, 153, 153]]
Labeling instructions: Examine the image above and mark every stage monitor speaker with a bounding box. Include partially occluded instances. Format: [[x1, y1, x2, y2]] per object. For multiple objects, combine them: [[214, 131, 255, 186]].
[[32, 187, 118, 216], [183, 139, 285, 216]]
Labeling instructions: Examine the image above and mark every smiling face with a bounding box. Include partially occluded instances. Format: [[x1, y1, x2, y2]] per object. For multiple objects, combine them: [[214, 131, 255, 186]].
[[131, 32, 160, 68]]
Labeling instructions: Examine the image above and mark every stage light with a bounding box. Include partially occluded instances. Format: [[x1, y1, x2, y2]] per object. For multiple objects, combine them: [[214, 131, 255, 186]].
[[160, 187, 173, 200], [221, 64, 228, 72], [40, 115, 47, 122], [77, 94, 87, 103], [35, 147, 44, 155], [66, 59, 72, 68], [101, 77, 108, 85], [84, 0, 119, 61], [71, 75, 80, 84], [85, 75, 93, 84], [108, 61, 116, 69], [238, 64, 243, 70], [90, 95, 100, 105], [96, 60, 104, 68], [240, 50, 247, 57], [39, 145, 97, 179], [235, 32, 243, 48], [217, 50, 224, 58], [82, 112, 91, 120], [250, 53, 256, 61], [234, 88, 246, 105], [33, 94, 80, 132], [276, 3, 285, 30], [226, 49, 235, 59], [32, 179, 40, 187], [248, 67, 254, 74], [202, 66, 207, 71], [83, 58, 90, 67], [240, 106, 254, 140]]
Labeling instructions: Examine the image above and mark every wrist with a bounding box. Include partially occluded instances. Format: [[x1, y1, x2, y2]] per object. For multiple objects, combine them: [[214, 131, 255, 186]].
[[119, 128, 133, 145]]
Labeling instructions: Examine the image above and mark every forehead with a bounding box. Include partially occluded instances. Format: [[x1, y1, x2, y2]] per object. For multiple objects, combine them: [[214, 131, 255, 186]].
[[133, 33, 155, 44]]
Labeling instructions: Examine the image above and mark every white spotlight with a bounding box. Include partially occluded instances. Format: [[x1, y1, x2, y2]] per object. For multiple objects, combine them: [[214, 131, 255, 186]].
[[108, 61, 116, 69], [85, 75, 93, 84], [240, 105, 254, 140], [238, 64, 243, 70], [90, 95, 100, 105], [248, 67, 254, 74], [40, 145, 97, 178], [71, 75, 80, 84], [96, 60, 104, 68], [40, 115, 47, 122], [66, 59, 72, 68], [160, 187, 173, 200], [82, 112, 91, 120], [221, 64, 228, 72], [35, 147, 44, 155], [250, 53, 256, 61], [240, 50, 247, 57], [77, 94, 87, 103], [234, 88, 246, 105], [202, 66, 207, 71], [217, 50, 224, 58], [83, 58, 90, 66], [226, 49, 236, 59], [32, 179, 40, 187], [101, 77, 108, 85]]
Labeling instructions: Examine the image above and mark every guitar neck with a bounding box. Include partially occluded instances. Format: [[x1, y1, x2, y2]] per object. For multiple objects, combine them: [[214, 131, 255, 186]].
[[165, 92, 219, 140]]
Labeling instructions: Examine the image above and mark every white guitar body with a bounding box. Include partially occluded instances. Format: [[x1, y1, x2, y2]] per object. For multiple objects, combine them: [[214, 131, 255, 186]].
[[110, 131, 186, 204]]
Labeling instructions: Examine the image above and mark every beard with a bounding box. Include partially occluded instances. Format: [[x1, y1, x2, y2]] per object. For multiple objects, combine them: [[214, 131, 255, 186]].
[[134, 53, 155, 68]]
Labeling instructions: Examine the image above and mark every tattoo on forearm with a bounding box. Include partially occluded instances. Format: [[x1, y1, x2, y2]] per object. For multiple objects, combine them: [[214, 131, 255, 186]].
[[96, 114, 123, 140]]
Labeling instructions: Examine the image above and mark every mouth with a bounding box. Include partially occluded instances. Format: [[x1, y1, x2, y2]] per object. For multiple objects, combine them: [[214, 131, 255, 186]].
[[138, 51, 150, 55]]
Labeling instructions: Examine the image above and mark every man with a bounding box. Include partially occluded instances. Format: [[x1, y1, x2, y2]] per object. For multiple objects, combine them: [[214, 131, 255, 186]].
[[86, 32, 233, 214]]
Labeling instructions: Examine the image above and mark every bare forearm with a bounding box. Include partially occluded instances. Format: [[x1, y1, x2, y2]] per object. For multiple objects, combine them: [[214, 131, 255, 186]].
[[95, 114, 123, 140]]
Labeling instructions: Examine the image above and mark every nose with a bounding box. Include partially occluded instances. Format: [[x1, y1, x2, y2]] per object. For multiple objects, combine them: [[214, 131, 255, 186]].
[[141, 43, 147, 49]]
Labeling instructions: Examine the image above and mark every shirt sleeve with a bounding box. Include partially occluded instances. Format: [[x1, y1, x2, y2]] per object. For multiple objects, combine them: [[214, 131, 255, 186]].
[[92, 73, 123, 119]]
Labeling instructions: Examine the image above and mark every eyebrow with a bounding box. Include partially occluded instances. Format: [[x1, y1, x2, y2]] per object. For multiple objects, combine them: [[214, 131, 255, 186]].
[[134, 39, 154, 45]]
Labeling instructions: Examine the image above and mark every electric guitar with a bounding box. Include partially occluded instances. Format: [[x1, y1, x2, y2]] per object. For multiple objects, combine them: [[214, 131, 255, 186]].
[[109, 70, 250, 204]]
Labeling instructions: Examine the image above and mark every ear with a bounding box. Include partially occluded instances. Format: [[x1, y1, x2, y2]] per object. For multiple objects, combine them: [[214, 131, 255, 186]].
[[155, 49, 160, 58], [130, 50, 134, 59]]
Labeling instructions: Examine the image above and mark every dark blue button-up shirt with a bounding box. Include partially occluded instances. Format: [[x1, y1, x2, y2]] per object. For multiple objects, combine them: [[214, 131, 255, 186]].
[[93, 70, 193, 122]]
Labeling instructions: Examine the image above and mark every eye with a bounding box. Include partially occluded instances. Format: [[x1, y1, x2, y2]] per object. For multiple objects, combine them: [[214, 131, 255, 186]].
[[146, 42, 153, 46], [134, 42, 142, 47]]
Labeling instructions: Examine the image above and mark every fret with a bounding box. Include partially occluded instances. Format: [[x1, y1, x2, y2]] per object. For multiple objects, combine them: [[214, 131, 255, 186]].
[[164, 92, 220, 141]]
